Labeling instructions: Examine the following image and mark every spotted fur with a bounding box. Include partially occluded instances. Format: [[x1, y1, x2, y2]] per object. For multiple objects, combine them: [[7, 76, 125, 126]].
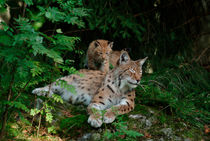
[[109, 49, 131, 68], [32, 70, 106, 106], [87, 52, 147, 127]]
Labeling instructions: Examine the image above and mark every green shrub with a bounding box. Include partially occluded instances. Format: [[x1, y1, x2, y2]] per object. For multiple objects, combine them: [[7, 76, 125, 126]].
[[0, 0, 89, 138]]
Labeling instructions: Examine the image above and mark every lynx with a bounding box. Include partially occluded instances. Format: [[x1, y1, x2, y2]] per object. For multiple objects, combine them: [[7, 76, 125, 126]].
[[32, 52, 147, 128]]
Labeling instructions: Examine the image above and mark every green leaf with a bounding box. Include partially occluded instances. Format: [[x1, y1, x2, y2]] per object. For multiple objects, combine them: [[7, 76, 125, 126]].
[[45, 7, 65, 22], [56, 28, 63, 33], [0, 22, 9, 31], [3, 101, 29, 112], [52, 94, 63, 104], [48, 126, 56, 134], [30, 61, 44, 77], [57, 80, 77, 94], [46, 112, 53, 123], [0, 0, 6, 5], [125, 130, 144, 138], [23, 0, 33, 6], [30, 108, 41, 116]]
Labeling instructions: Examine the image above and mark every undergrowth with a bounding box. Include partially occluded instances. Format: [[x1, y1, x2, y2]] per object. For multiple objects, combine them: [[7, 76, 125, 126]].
[[137, 63, 210, 127]]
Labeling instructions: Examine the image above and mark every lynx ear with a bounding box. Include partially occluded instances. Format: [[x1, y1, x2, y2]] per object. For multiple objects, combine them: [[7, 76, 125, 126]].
[[108, 41, 114, 48], [123, 48, 131, 53], [139, 57, 148, 66], [94, 40, 100, 47], [119, 52, 130, 65]]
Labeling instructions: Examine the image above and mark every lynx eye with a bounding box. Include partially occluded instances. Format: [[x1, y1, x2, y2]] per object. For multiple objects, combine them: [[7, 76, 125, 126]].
[[129, 68, 135, 73]]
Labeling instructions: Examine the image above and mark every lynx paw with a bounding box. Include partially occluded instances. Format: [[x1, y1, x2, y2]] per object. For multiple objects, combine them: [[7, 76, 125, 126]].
[[88, 115, 103, 128], [32, 88, 48, 96], [103, 111, 116, 124]]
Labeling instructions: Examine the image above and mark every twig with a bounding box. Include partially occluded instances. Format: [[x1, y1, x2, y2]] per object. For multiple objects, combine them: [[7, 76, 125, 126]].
[[63, 28, 91, 35], [153, 105, 170, 116], [192, 32, 210, 39], [22, 3, 27, 17], [139, 84, 146, 92], [170, 12, 210, 32], [37, 114, 42, 137], [12, 79, 31, 102], [144, 104, 171, 119], [149, 80, 166, 89], [195, 46, 210, 62], [43, 28, 91, 35], [31, 95, 37, 126]]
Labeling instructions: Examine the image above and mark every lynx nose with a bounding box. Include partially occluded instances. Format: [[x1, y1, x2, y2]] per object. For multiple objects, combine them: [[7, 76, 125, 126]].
[[136, 80, 140, 83], [102, 55, 106, 59]]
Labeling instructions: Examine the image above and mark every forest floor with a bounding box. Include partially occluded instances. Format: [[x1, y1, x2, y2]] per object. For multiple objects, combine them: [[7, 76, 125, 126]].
[[3, 65, 210, 141], [4, 101, 209, 141]]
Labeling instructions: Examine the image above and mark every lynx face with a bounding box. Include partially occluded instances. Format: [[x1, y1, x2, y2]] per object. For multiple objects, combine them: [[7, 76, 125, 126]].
[[119, 62, 143, 89], [112, 52, 147, 89], [87, 39, 113, 73], [92, 40, 113, 61]]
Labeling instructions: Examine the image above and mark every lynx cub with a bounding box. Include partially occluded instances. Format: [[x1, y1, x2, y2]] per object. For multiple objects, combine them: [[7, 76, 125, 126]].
[[87, 39, 113, 73]]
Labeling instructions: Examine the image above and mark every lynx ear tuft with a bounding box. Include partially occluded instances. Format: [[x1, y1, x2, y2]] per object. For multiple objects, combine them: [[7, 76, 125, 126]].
[[94, 40, 100, 47], [139, 57, 148, 66], [123, 48, 131, 53]]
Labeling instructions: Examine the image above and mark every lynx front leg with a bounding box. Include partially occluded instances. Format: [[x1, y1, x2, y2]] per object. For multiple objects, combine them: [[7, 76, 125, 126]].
[[100, 60, 109, 73], [87, 103, 105, 128], [87, 110, 103, 128], [103, 91, 135, 124], [88, 57, 97, 70]]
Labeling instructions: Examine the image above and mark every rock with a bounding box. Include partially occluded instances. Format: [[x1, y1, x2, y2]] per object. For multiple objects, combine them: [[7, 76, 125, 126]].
[[129, 114, 152, 128], [159, 137, 165, 141], [160, 128, 173, 138], [98, 128, 103, 133], [174, 136, 182, 141], [129, 114, 146, 120], [182, 122, 187, 127], [78, 132, 101, 141], [145, 119, 152, 128], [148, 116, 157, 123], [184, 138, 191, 141], [148, 109, 155, 114], [77, 133, 92, 141], [90, 133, 101, 141]]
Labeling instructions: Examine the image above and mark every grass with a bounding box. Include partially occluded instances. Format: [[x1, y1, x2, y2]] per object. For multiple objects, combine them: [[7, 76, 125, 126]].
[[137, 63, 210, 127]]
